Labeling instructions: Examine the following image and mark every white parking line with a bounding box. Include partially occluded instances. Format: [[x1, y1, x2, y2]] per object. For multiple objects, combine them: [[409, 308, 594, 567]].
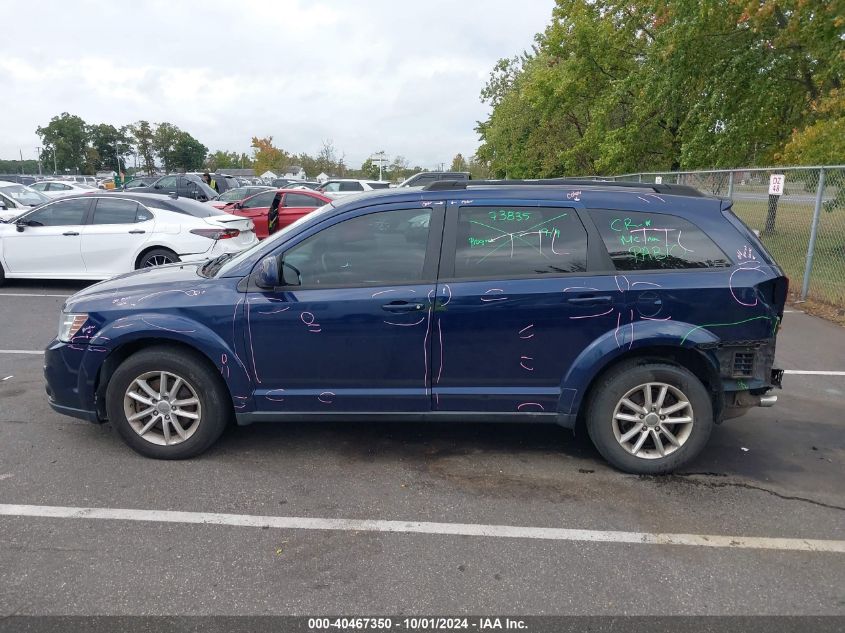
[[0, 350, 44, 355], [0, 503, 842, 553], [783, 370, 845, 376], [0, 293, 71, 298]]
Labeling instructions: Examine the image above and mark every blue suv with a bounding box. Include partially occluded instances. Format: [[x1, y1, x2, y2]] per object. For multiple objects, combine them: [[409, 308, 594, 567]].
[[44, 180, 787, 474]]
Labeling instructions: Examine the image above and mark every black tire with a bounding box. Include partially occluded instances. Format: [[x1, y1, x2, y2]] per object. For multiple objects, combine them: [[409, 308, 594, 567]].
[[105, 346, 231, 459], [137, 248, 180, 269], [586, 361, 713, 475]]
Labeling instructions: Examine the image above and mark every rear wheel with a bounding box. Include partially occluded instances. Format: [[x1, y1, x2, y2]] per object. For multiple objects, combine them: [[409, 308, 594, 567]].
[[105, 347, 230, 459], [137, 248, 180, 269], [586, 361, 713, 474]]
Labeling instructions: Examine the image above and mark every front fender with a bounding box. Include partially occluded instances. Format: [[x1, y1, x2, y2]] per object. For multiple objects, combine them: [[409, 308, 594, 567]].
[[76, 312, 251, 414], [561, 319, 720, 417]]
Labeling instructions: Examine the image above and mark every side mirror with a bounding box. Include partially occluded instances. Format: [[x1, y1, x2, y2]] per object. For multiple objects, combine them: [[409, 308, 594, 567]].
[[233, 202, 242, 210], [15, 220, 28, 232], [256, 255, 280, 289], [0, 202, 7, 210]]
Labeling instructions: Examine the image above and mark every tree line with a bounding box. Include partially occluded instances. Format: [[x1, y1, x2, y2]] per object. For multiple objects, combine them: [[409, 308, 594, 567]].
[[21, 113, 486, 181], [475, 0, 844, 178], [34, 114, 210, 175]]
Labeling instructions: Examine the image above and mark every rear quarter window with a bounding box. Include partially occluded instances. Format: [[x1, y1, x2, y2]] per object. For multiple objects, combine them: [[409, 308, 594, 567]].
[[590, 209, 731, 271]]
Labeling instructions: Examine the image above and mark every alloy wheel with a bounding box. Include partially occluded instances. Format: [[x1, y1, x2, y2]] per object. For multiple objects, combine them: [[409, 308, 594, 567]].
[[611, 382, 694, 459], [144, 254, 175, 267], [123, 371, 202, 446]]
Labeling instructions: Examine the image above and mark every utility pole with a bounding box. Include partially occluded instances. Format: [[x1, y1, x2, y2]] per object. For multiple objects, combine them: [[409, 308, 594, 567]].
[[369, 150, 387, 180], [53, 147, 57, 176], [36, 147, 42, 176]]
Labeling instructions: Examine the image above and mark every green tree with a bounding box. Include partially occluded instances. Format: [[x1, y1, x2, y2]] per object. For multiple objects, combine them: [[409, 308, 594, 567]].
[[89, 123, 133, 172], [130, 120, 156, 175], [450, 153, 468, 172], [359, 158, 380, 180], [387, 155, 411, 181], [152, 122, 182, 172], [206, 150, 254, 172], [172, 131, 208, 170], [0, 159, 39, 174], [476, 0, 845, 177], [35, 112, 90, 173]]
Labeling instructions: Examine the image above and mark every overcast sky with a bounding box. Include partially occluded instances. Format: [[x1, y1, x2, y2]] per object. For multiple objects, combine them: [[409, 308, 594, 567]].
[[1, 0, 554, 169]]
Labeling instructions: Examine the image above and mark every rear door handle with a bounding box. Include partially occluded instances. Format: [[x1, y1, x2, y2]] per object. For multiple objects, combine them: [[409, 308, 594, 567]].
[[567, 295, 612, 305], [128, 230, 146, 234], [382, 301, 425, 313], [62, 231, 79, 236]]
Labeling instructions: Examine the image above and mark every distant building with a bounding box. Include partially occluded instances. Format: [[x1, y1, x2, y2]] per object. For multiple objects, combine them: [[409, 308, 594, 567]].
[[316, 172, 330, 183], [283, 165, 306, 180], [260, 170, 278, 180]]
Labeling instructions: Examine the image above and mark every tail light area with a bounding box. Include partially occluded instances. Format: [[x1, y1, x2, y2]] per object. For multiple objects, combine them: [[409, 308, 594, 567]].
[[190, 228, 240, 240]]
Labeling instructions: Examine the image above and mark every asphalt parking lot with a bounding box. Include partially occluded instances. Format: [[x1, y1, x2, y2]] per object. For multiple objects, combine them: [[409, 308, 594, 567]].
[[0, 280, 843, 616]]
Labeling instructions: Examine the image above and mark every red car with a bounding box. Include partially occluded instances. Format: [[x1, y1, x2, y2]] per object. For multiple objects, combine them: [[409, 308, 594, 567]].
[[223, 189, 331, 239]]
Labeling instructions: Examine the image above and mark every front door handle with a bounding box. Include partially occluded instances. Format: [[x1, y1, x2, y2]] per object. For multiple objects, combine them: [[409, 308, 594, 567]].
[[62, 231, 79, 236], [128, 229, 146, 234], [381, 301, 425, 313], [567, 295, 612, 305]]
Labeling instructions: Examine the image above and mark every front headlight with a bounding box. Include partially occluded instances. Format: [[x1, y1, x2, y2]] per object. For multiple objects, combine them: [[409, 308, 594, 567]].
[[58, 313, 89, 343]]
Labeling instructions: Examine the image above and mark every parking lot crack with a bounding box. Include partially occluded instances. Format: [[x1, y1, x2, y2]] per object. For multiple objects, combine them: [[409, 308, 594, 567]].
[[645, 475, 845, 512]]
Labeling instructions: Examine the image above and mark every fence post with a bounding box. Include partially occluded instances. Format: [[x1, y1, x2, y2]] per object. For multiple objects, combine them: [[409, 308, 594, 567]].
[[727, 171, 734, 198], [800, 168, 826, 301]]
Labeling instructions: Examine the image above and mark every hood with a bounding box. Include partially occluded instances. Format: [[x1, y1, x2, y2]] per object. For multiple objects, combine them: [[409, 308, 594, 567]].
[[65, 262, 207, 311]]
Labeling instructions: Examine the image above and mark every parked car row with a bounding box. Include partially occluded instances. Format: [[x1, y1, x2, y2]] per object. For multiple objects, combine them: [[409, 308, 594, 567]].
[[0, 192, 256, 282]]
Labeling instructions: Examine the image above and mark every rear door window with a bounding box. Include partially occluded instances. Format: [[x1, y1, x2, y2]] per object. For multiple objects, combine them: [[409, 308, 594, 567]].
[[590, 209, 731, 270], [92, 198, 140, 224], [453, 206, 588, 278]]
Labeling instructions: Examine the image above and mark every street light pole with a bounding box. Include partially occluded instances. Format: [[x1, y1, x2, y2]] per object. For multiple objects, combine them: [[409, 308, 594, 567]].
[[370, 150, 387, 181]]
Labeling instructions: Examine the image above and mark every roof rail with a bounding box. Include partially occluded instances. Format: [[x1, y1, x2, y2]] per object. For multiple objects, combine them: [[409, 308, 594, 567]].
[[422, 178, 705, 197]]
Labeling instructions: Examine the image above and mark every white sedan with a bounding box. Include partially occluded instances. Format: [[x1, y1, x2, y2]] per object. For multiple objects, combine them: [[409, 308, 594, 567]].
[[0, 181, 51, 221], [317, 179, 392, 199], [0, 192, 257, 283], [30, 180, 100, 198]]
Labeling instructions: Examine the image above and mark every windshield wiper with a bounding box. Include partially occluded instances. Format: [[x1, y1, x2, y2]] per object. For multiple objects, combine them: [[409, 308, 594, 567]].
[[200, 252, 235, 276]]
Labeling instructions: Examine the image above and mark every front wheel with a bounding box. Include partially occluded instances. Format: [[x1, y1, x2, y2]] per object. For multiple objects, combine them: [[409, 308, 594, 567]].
[[105, 347, 231, 459], [586, 362, 713, 474]]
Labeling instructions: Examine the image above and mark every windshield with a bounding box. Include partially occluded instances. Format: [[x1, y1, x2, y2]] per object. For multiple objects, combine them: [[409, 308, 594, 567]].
[[0, 184, 50, 206], [215, 203, 335, 277]]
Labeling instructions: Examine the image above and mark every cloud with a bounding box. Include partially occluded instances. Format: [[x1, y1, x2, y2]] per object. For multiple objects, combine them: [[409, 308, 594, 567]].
[[0, 0, 553, 168]]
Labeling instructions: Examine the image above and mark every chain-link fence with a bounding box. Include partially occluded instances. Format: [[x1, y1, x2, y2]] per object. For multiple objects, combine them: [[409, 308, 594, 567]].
[[594, 166, 845, 320]]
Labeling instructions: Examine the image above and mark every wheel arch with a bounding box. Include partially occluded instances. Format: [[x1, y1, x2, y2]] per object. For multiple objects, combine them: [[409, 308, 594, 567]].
[[134, 245, 179, 269], [92, 326, 246, 421], [563, 323, 723, 430]]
